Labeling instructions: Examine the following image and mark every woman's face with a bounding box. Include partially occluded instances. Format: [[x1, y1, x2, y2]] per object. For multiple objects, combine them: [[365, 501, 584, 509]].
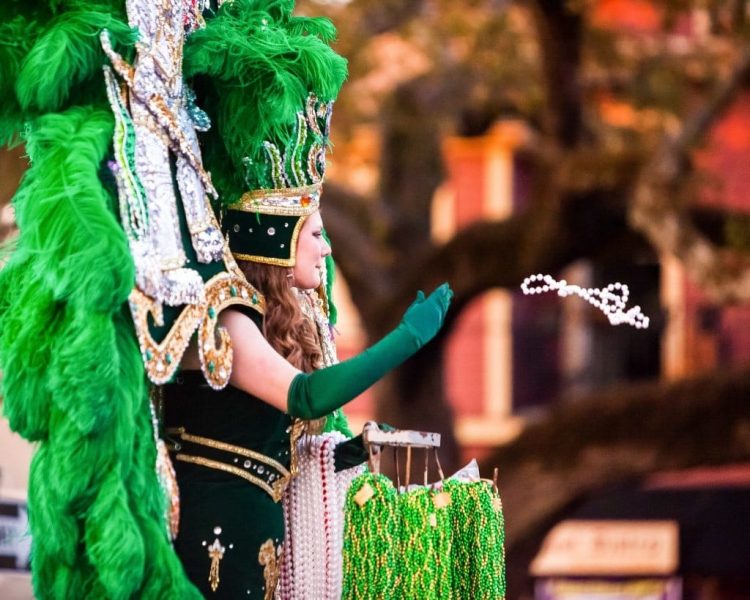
[[293, 210, 331, 290]]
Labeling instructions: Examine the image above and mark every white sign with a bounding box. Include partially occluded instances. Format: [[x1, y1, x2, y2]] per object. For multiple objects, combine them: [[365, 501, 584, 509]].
[[530, 520, 679, 576], [0, 499, 31, 570]]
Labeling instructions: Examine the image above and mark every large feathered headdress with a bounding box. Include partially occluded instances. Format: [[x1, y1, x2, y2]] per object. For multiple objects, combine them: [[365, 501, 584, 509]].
[[185, 0, 347, 267]]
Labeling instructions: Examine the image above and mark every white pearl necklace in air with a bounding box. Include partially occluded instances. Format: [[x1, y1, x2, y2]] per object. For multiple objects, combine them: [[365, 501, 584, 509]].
[[521, 274, 650, 329]]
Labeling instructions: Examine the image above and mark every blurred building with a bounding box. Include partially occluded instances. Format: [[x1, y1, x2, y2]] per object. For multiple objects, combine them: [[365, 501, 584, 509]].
[[530, 464, 750, 599], [426, 0, 750, 461], [338, 87, 750, 463]]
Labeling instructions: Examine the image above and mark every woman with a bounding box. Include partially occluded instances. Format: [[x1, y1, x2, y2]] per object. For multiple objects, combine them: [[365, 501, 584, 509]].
[[163, 206, 451, 597], [163, 2, 452, 596]]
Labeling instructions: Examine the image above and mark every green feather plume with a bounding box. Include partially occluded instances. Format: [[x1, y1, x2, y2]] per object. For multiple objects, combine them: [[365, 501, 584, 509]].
[[18, 108, 132, 310], [0, 0, 135, 143], [184, 0, 347, 202], [0, 103, 200, 598], [16, 8, 135, 115]]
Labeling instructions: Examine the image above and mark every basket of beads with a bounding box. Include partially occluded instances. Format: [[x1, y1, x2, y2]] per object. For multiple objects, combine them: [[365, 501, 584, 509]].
[[341, 424, 506, 600]]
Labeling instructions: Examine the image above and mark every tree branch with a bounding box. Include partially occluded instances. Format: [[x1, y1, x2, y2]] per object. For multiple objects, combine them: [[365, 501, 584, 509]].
[[367, 184, 635, 335], [529, 0, 584, 146], [629, 47, 750, 303], [379, 76, 450, 260]]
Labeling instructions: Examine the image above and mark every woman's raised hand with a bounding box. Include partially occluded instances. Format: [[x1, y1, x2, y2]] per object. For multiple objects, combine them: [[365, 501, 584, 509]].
[[399, 283, 453, 347], [286, 283, 453, 420]]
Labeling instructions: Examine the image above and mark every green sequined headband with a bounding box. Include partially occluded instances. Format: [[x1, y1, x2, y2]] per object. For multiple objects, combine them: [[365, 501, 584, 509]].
[[224, 184, 321, 267]]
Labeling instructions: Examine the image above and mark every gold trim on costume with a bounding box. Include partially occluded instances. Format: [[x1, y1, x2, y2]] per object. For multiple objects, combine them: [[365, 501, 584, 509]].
[[242, 183, 321, 200], [238, 183, 321, 202], [178, 432, 289, 475], [228, 203, 319, 218], [129, 272, 265, 388], [175, 454, 286, 502], [198, 273, 266, 389], [227, 184, 321, 217], [258, 539, 281, 600], [129, 290, 204, 385], [169, 429, 292, 502]]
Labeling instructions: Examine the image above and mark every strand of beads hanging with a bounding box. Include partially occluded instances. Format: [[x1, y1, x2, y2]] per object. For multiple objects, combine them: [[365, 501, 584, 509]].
[[280, 432, 362, 599], [342, 473, 400, 600], [443, 479, 506, 599], [396, 486, 453, 599], [521, 274, 650, 329]]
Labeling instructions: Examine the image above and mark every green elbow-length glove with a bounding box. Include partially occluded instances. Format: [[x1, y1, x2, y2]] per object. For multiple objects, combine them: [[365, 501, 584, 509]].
[[287, 283, 452, 420]]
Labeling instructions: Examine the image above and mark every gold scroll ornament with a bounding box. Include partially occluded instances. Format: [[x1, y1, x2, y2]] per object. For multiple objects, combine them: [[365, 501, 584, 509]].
[[129, 268, 266, 389]]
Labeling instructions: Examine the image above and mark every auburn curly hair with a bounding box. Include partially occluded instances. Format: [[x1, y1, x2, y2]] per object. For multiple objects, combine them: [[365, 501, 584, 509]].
[[238, 260, 323, 373]]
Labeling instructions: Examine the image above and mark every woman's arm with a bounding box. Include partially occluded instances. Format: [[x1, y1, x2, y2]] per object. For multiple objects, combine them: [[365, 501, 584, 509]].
[[219, 308, 301, 412], [218, 283, 452, 416]]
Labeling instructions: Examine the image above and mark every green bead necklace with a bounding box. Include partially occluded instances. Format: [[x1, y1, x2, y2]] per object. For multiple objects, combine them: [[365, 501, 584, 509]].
[[343, 472, 506, 599], [397, 486, 453, 599], [342, 473, 400, 599], [444, 479, 507, 599]]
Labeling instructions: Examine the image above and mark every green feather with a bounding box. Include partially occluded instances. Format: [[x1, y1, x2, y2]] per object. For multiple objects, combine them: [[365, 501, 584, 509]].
[[0, 104, 200, 598], [0, 277, 56, 440], [85, 471, 146, 599], [16, 8, 135, 114], [0, 16, 39, 145], [184, 0, 347, 202], [17, 107, 133, 310], [0, 0, 54, 26]]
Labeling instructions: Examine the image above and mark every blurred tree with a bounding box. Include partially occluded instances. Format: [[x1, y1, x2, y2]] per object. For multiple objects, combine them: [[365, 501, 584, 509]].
[[296, 0, 750, 463], [293, 1, 750, 593]]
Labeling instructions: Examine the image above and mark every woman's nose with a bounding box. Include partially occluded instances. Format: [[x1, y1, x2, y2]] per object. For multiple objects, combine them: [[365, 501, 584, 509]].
[[321, 237, 332, 257]]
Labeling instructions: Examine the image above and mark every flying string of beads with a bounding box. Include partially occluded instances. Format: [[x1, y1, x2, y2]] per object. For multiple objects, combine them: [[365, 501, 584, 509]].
[[521, 274, 650, 329]]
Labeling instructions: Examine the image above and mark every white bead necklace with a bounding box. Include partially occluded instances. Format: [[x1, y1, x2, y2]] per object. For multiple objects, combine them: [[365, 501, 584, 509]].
[[279, 432, 363, 599], [521, 273, 650, 329]]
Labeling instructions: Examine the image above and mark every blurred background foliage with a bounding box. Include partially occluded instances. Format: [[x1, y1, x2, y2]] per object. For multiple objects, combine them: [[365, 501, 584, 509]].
[[292, 0, 750, 594]]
